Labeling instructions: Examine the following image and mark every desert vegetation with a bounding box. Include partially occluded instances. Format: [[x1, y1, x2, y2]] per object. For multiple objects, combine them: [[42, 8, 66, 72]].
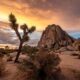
[[15, 48, 61, 80], [22, 45, 38, 58], [9, 13, 36, 62]]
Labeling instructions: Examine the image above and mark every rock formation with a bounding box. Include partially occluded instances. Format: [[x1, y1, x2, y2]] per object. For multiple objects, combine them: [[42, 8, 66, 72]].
[[38, 24, 75, 50]]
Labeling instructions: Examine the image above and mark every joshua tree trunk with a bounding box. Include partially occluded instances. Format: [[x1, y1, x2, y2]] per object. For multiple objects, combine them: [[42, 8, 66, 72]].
[[14, 41, 23, 63]]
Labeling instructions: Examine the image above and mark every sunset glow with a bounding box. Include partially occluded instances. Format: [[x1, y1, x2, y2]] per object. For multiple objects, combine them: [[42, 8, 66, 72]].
[[0, 0, 80, 31]]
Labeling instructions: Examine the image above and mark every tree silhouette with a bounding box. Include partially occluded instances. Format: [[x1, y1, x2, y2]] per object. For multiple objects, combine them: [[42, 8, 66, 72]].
[[9, 13, 36, 62]]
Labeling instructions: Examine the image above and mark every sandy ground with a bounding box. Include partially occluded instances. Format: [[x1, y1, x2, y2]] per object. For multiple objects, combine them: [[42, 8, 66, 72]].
[[60, 52, 80, 70], [59, 51, 80, 80], [0, 51, 80, 80]]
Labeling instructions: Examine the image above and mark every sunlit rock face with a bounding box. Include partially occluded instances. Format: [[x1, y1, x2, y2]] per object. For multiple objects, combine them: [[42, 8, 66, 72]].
[[38, 24, 75, 50]]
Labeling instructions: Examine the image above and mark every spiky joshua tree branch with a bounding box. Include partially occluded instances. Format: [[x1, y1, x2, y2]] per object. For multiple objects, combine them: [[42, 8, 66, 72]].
[[9, 13, 36, 62]]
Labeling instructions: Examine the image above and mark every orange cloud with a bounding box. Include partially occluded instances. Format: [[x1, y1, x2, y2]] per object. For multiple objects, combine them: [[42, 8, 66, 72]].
[[0, 0, 80, 31]]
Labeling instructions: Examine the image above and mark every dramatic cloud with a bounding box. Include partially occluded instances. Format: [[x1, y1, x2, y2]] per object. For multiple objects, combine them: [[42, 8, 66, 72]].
[[0, 21, 41, 45], [0, 26, 19, 44], [0, 0, 80, 31]]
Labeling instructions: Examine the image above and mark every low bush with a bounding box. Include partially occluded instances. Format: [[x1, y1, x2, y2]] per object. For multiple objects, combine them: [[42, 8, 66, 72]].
[[16, 48, 61, 80], [22, 45, 38, 58]]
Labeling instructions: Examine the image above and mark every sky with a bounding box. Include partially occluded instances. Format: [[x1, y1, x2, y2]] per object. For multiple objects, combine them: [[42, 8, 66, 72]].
[[0, 0, 80, 31]]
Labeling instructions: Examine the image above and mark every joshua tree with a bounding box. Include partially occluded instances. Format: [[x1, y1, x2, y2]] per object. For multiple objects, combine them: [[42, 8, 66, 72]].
[[9, 13, 36, 62]]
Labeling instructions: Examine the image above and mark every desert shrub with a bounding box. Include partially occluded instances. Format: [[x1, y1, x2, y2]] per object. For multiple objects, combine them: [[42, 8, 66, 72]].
[[0, 53, 6, 76], [0, 48, 19, 62], [16, 48, 61, 80], [0, 48, 6, 55], [22, 45, 38, 58], [0, 48, 17, 56]]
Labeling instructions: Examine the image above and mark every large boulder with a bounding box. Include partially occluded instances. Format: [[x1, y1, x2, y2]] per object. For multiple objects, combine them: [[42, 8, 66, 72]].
[[38, 24, 75, 50]]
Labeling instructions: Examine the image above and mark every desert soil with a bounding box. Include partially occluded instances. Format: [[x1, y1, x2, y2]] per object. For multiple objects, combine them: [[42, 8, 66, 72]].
[[0, 51, 80, 80]]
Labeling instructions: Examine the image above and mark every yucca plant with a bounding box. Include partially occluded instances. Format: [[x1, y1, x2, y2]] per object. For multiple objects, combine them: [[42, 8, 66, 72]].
[[9, 13, 36, 62], [16, 48, 61, 80]]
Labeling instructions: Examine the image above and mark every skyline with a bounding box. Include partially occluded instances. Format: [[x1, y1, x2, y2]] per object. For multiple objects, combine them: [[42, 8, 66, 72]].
[[0, 0, 80, 31]]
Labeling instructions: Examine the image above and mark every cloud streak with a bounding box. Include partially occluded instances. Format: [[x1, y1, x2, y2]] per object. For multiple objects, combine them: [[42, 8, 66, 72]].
[[0, 0, 80, 31]]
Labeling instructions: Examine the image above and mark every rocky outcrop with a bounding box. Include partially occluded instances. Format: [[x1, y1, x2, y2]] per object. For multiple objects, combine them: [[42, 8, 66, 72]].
[[38, 24, 75, 50]]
